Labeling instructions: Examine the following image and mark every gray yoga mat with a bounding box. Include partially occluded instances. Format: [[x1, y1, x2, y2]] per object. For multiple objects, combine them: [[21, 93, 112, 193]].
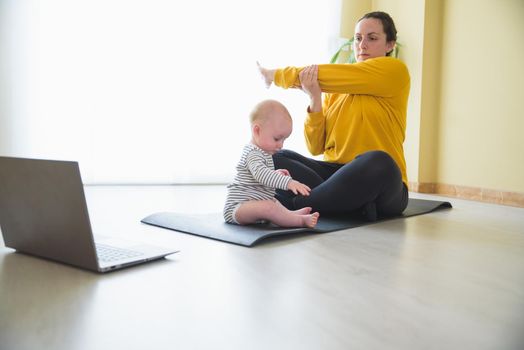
[[141, 198, 452, 247]]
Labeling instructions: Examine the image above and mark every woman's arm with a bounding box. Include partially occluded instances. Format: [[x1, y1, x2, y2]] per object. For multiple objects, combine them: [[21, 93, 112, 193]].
[[299, 65, 322, 113], [258, 63, 327, 155], [304, 110, 326, 156], [275, 57, 410, 98]]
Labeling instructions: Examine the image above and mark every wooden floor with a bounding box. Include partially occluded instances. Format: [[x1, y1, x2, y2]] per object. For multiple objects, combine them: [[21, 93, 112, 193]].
[[1, 185, 524, 350]]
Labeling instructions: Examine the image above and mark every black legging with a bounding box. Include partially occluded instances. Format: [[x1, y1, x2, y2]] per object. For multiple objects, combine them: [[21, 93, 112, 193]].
[[273, 149, 408, 219]]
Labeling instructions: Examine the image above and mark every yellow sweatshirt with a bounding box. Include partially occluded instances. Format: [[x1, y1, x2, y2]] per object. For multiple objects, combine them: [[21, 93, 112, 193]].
[[274, 57, 410, 185]]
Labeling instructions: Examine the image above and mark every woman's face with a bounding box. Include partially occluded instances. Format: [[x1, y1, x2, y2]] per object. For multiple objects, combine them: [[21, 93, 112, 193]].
[[353, 18, 395, 62]]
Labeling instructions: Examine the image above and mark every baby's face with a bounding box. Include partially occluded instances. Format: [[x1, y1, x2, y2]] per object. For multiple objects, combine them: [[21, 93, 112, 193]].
[[254, 113, 292, 155]]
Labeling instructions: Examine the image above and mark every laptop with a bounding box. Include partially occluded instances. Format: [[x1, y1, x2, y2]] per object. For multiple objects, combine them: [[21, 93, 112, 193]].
[[0, 156, 178, 272]]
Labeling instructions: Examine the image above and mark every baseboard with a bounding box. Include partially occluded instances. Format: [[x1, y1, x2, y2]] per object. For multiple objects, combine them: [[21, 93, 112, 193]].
[[408, 182, 524, 208]]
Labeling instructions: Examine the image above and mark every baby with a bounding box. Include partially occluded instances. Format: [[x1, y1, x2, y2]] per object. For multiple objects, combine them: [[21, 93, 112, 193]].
[[223, 99, 319, 228]]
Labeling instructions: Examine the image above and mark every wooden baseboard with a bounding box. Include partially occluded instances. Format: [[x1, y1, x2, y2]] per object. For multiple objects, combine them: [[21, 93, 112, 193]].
[[408, 182, 524, 208]]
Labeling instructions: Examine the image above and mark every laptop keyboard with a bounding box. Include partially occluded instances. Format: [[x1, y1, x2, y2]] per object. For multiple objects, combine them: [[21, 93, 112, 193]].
[[96, 243, 144, 262]]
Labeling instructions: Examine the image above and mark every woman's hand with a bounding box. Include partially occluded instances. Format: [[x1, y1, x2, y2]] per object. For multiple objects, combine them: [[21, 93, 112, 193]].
[[257, 61, 275, 89], [287, 180, 311, 196], [299, 65, 322, 113]]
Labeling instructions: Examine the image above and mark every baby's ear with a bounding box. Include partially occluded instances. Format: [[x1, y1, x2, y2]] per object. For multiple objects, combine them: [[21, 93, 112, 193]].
[[252, 124, 260, 136]]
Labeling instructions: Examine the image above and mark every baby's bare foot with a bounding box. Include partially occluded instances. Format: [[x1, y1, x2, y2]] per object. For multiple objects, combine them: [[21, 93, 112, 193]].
[[294, 207, 312, 215], [304, 212, 320, 228]]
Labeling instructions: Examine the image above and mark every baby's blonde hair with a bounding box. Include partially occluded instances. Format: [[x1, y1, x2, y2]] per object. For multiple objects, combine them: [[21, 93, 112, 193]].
[[250, 99, 291, 125]]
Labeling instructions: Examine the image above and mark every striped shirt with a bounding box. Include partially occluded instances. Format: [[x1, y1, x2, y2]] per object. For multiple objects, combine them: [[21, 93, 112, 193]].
[[223, 144, 291, 223]]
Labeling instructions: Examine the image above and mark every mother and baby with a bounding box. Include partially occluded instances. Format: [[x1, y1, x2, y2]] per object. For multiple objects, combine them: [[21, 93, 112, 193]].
[[223, 11, 410, 229]]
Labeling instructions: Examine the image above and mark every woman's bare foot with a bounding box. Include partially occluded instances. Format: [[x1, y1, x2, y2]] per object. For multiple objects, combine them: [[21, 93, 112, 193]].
[[303, 212, 320, 228], [294, 207, 312, 215]]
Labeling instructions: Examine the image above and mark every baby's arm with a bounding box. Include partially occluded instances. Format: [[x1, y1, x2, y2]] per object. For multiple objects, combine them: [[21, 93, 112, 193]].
[[288, 180, 311, 196], [276, 169, 310, 195], [247, 150, 311, 195], [275, 169, 290, 176], [246, 152, 291, 190]]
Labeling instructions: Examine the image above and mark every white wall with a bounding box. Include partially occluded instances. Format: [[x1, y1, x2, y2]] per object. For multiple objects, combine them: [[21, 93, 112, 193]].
[[0, 0, 342, 184]]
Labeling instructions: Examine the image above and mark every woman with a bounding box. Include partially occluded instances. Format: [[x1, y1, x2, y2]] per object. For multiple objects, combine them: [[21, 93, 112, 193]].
[[258, 11, 410, 221]]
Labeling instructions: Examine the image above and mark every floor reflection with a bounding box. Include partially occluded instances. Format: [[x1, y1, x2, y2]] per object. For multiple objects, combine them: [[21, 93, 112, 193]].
[[0, 252, 100, 349]]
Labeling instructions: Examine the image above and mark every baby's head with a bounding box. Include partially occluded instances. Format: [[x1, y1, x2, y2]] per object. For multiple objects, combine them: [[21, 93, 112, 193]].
[[250, 99, 292, 155]]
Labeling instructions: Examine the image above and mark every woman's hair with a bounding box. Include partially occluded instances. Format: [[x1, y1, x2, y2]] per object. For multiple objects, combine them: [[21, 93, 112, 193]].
[[358, 11, 397, 55]]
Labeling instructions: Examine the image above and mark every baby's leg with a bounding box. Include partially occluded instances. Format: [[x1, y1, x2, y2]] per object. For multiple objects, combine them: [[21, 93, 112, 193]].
[[293, 207, 312, 214], [272, 201, 318, 227], [235, 200, 319, 228]]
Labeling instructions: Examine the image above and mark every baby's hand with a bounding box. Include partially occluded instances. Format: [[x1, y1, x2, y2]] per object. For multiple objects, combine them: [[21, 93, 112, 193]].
[[288, 180, 311, 196], [275, 169, 290, 177]]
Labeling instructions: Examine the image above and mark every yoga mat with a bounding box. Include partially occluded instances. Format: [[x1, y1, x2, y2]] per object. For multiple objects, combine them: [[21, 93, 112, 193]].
[[141, 198, 452, 247]]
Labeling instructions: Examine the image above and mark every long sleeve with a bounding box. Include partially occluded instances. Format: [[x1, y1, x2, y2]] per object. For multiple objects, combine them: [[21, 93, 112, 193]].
[[274, 57, 410, 98], [303, 93, 335, 156], [245, 148, 291, 190]]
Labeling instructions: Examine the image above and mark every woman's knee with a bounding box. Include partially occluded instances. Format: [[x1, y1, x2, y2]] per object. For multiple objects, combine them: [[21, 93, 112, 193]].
[[358, 150, 401, 181], [275, 149, 299, 157], [273, 149, 303, 164], [273, 149, 326, 187], [359, 150, 392, 164]]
